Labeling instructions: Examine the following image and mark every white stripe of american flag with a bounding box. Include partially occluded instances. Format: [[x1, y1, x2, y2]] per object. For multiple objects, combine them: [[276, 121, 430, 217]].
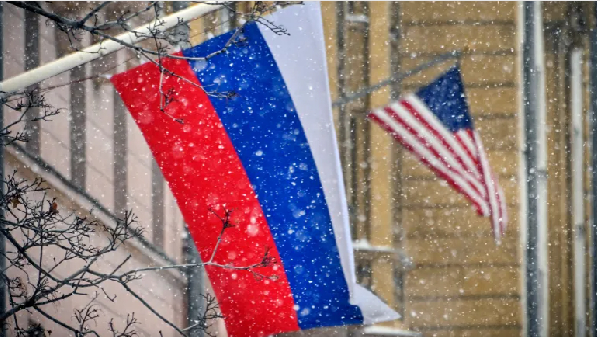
[[454, 127, 506, 239], [498, 178, 508, 234], [474, 132, 505, 242]]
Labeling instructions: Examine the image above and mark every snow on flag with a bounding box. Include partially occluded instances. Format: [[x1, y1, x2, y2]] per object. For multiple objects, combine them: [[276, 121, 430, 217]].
[[368, 67, 507, 242], [111, 3, 398, 337]]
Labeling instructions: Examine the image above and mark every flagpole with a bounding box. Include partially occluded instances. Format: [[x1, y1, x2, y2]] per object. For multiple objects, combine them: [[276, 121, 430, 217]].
[[331, 50, 462, 108], [0, 2, 222, 96]]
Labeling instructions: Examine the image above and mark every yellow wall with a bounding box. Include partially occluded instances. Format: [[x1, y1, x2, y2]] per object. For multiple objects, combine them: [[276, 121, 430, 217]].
[[399, 4, 522, 335], [322, 2, 523, 335], [320, 2, 596, 337]]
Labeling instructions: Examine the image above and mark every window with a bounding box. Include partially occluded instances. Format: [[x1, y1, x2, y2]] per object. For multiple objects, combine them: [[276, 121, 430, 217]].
[[356, 259, 373, 290], [25, 319, 46, 337], [393, 266, 405, 320]]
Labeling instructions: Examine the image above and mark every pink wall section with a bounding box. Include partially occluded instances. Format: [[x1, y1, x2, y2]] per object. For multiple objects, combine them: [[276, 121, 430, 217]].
[[1, 5, 198, 336]]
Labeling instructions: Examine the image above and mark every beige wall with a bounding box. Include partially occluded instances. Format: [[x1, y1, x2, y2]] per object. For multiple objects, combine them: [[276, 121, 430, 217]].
[[4, 149, 186, 337]]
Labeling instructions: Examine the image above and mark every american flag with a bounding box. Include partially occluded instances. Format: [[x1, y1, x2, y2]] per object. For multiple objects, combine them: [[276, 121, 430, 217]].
[[368, 66, 507, 241]]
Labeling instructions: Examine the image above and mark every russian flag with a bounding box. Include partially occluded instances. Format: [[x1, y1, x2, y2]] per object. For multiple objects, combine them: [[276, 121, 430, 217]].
[[111, 3, 398, 336]]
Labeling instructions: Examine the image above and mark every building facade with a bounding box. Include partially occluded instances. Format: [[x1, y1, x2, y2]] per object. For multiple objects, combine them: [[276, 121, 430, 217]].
[[1, 2, 596, 337]]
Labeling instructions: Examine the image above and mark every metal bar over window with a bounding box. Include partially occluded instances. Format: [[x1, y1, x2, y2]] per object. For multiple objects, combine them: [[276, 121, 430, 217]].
[[588, 27, 597, 337]]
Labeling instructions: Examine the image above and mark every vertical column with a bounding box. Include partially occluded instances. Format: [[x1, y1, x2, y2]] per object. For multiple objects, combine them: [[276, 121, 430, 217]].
[[368, 0, 395, 320], [320, 2, 339, 132], [522, 2, 548, 336], [24, 8, 40, 155], [360, 5, 372, 242], [368, 1, 391, 247], [113, 81, 128, 216], [545, 17, 573, 335], [388, 1, 404, 320], [343, 2, 370, 241], [148, 1, 168, 249], [389, 2, 402, 241], [151, 160, 165, 247], [335, 2, 349, 201], [0, 4, 6, 337], [70, 30, 87, 189], [172, 2, 204, 336], [184, 228, 204, 337]]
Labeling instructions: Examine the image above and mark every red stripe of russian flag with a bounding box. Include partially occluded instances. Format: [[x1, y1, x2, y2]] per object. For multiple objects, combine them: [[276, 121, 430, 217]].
[[111, 54, 300, 337]]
